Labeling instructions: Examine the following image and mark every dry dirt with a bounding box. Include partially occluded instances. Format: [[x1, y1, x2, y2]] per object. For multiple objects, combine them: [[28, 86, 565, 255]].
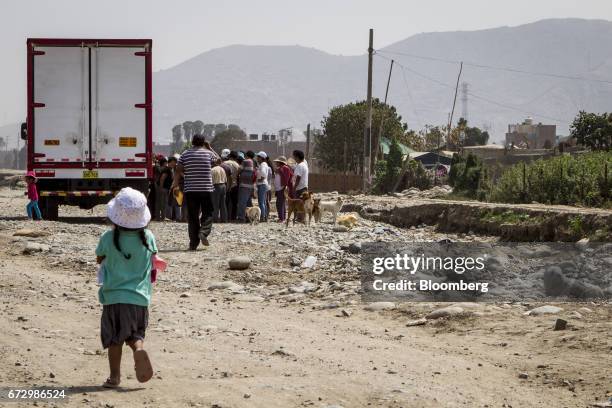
[[0, 187, 610, 408]]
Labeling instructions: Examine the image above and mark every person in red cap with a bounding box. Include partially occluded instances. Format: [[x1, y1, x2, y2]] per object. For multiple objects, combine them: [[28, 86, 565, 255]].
[[24, 171, 42, 220]]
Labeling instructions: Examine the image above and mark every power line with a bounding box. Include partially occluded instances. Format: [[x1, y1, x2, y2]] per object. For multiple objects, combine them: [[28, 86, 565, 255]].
[[374, 53, 567, 123], [376, 49, 612, 85]]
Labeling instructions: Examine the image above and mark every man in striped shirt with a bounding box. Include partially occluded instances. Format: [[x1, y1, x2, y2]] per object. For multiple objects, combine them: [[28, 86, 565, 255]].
[[171, 134, 218, 250]]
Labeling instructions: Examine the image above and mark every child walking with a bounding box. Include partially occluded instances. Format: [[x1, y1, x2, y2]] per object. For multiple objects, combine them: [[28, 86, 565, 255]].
[[96, 187, 157, 388], [24, 171, 42, 220]]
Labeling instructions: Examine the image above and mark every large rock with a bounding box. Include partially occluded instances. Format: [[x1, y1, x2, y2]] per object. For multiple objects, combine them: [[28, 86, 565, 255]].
[[228, 256, 251, 270], [426, 306, 465, 319]]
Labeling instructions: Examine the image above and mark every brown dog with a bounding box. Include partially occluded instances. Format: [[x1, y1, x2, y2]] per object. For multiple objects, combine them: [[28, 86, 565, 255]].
[[286, 190, 315, 227]]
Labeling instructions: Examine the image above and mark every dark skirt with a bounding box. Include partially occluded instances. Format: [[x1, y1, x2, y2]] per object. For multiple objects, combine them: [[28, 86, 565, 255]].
[[101, 303, 149, 348]]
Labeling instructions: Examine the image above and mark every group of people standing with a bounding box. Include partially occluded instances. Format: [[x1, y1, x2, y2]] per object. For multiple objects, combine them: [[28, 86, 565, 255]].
[[148, 133, 309, 250]]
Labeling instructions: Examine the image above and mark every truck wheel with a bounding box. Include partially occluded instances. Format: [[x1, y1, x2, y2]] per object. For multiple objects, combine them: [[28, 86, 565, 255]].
[[40, 197, 59, 221]]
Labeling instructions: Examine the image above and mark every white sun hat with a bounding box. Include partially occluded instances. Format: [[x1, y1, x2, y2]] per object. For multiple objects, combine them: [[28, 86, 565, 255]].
[[221, 148, 230, 159], [257, 151, 267, 159], [107, 187, 151, 229]]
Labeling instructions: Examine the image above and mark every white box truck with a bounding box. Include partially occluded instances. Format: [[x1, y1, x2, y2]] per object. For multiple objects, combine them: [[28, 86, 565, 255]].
[[22, 38, 153, 220]]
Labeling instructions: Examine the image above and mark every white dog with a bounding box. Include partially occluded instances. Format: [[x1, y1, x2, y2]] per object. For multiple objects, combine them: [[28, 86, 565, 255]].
[[316, 197, 343, 223], [246, 206, 262, 225]]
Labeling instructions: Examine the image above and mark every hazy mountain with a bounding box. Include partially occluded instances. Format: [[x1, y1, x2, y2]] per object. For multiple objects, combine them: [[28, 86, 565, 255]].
[[154, 18, 612, 143]]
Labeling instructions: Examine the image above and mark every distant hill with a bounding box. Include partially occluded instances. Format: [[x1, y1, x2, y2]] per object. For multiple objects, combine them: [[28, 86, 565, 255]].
[[153, 18, 612, 142]]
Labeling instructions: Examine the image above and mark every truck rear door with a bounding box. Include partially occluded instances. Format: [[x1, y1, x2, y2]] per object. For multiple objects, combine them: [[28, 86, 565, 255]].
[[33, 46, 88, 165], [92, 46, 148, 166]]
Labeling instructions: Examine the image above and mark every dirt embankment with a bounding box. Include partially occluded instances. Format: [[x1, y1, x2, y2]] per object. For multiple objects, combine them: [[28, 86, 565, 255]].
[[342, 196, 612, 242]]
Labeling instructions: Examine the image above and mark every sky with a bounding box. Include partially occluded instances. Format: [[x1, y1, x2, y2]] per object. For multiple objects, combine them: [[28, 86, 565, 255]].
[[1, 0, 612, 131]]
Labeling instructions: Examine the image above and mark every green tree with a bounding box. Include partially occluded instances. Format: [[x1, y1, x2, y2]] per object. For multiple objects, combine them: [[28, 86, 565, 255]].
[[171, 125, 183, 154], [424, 126, 445, 151], [400, 130, 425, 151], [203, 124, 215, 139], [214, 124, 228, 137], [570, 111, 612, 151], [374, 138, 404, 193], [0, 137, 6, 150], [464, 126, 490, 146], [449, 152, 486, 198], [193, 120, 204, 136], [317, 98, 406, 173], [211, 127, 247, 152], [182, 121, 194, 141]]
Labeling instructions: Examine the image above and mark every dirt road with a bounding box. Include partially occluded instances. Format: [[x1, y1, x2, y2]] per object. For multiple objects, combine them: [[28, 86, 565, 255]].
[[0, 187, 610, 407]]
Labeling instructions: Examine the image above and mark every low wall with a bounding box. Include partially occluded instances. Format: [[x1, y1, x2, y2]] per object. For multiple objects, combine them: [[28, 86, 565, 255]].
[[343, 198, 612, 242], [309, 173, 361, 193]]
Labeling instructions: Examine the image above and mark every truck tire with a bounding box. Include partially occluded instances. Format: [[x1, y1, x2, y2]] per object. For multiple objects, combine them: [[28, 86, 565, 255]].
[[40, 197, 59, 221]]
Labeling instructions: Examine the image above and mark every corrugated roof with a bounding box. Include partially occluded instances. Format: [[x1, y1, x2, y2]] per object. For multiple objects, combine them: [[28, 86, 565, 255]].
[[380, 137, 415, 156]]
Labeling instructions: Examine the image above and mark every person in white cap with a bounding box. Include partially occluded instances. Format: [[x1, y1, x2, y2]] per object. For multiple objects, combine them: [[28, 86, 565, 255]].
[[96, 187, 157, 387], [220, 148, 230, 159], [255, 151, 270, 221]]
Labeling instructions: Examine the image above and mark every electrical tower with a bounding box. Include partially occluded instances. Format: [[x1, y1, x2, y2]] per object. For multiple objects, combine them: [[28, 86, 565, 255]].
[[461, 82, 469, 123]]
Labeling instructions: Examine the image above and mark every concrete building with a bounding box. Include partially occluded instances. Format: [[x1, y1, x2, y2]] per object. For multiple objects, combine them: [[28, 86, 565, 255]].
[[505, 117, 556, 149]]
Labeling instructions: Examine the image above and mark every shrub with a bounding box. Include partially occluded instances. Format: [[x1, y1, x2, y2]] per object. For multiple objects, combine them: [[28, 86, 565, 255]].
[[448, 153, 485, 197], [489, 152, 611, 207]]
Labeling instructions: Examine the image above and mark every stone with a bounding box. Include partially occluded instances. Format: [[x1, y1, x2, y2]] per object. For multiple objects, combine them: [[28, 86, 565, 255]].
[[526, 305, 563, 316], [208, 281, 241, 291], [23, 242, 50, 254], [578, 307, 593, 314], [553, 318, 567, 331], [179, 292, 191, 298], [301, 256, 317, 268], [347, 242, 362, 254], [340, 309, 352, 317], [373, 226, 386, 234], [288, 281, 317, 293], [406, 318, 427, 327], [426, 306, 464, 319], [271, 349, 295, 357], [13, 229, 50, 238], [518, 372, 529, 379], [228, 256, 251, 270], [364, 302, 396, 312], [332, 225, 349, 233], [289, 257, 301, 267]]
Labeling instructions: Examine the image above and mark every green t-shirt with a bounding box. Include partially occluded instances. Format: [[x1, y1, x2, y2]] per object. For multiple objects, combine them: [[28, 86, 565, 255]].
[[96, 229, 157, 307]]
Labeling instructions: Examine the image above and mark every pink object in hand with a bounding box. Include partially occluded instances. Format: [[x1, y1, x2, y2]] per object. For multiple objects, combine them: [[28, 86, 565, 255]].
[[151, 254, 168, 283], [153, 255, 168, 272]]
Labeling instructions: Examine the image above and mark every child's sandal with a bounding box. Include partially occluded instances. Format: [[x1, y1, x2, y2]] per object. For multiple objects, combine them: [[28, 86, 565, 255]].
[[133, 349, 153, 383], [102, 378, 120, 388]]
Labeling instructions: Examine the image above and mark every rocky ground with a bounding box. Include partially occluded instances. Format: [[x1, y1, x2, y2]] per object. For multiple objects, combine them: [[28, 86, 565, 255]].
[[0, 186, 610, 408]]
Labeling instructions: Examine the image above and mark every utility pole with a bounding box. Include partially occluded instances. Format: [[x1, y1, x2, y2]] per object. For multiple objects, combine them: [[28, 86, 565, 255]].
[[373, 59, 394, 164], [305, 123, 311, 162], [363, 28, 373, 193], [447, 62, 463, 146]]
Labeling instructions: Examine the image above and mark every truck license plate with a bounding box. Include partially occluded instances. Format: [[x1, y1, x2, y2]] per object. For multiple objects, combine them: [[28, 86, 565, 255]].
[[83, 170, 98, 179]]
